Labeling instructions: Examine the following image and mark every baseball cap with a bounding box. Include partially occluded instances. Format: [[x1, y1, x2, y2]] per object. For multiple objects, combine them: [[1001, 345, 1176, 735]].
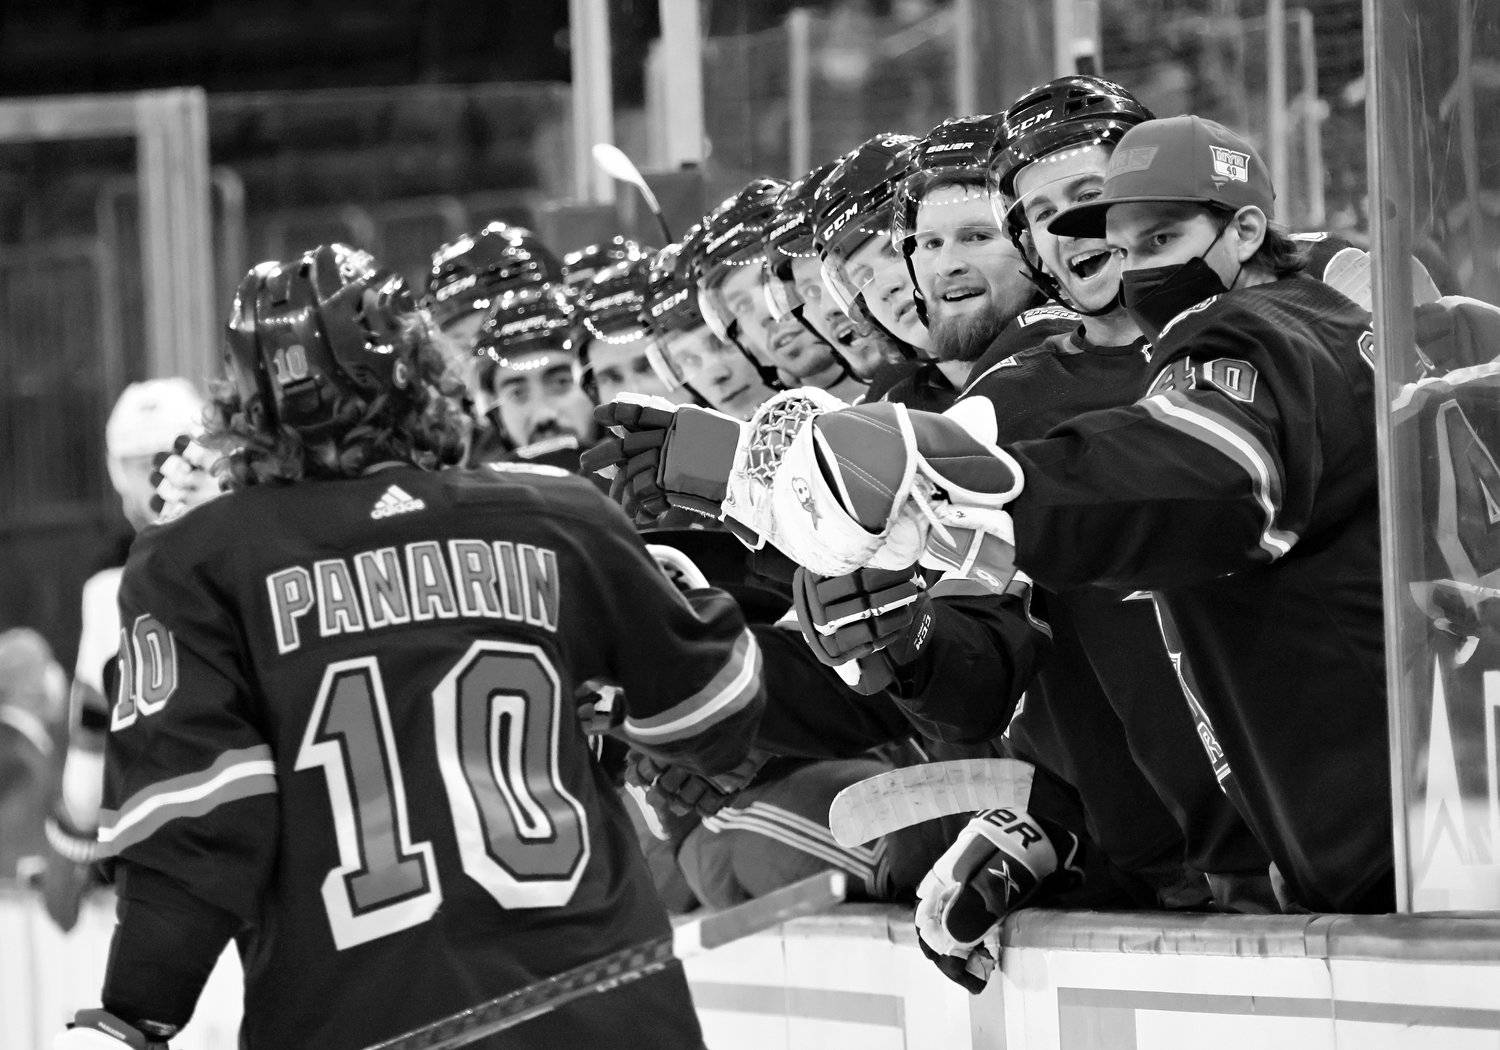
[[1047, 114, 1275, 239]]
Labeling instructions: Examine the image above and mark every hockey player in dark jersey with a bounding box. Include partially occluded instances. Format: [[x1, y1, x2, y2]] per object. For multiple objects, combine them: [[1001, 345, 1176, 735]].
[[751, 114, 1392, 916], [58, 244, 764, 1050]]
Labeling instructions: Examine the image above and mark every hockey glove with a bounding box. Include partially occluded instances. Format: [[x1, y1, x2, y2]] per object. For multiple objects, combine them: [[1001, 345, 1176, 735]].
[[1414, 294, 1500, 372], [915, 807, 1083, 994], [32, 809, 104, 933], [623, 749, 768, 820], [792, 566, 933, 695], [581, 394, 745, 525], [148, 435, 224, 522], [55, 1009, 174, 1050]]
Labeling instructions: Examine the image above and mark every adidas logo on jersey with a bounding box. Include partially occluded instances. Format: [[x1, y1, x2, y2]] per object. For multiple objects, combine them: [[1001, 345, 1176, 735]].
[[371, 485, 426, 519]]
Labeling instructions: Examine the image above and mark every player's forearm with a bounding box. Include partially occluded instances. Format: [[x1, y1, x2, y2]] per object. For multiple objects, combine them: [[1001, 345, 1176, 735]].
[[99, 862, 240, 1036], [1005, 413, 1286, 591], [887, 593, 1045, 744], [749, 624, 915, 758]]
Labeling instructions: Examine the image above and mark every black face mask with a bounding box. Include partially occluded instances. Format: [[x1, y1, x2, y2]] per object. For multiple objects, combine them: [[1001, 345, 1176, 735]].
[[1120, 220, 1240, 343]]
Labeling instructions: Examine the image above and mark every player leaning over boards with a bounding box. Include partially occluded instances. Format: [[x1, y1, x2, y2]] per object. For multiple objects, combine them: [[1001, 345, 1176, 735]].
[[796, 80, 1281, 972], [754, 115, 1393, 916], [58, 245, 762, 1050]]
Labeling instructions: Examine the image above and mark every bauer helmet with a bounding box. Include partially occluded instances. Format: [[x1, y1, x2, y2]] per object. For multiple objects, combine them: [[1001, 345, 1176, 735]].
[[225, 244, 416, 438]]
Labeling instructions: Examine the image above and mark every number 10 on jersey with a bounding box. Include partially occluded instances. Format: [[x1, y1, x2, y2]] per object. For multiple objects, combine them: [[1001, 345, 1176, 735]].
[[297, 640, 591, 950]]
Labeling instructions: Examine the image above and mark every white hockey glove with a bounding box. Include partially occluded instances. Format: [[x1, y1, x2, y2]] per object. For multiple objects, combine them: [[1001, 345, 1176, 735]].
[[723, 394, 1025, 579], [149, 435, 224, 522], [55, 1009, 173, 1050], [915, 807, 1083, 994]]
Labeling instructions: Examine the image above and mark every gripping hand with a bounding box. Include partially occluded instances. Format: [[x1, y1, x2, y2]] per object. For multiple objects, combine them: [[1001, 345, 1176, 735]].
[[148, 435, 224, 522], [792, 566, 933, 694], [914, 807, 1083, 993], [581, 395, 745, 525]]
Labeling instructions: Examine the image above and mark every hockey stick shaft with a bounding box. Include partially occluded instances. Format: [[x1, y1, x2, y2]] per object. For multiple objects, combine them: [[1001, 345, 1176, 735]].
[[362, 869, 847, 1050]]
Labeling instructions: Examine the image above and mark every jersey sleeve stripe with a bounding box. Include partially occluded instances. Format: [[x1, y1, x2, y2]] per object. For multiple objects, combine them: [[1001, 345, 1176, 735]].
[[623, 629, 762, 743], [1140, 391, 1299, 559], [702, 802, 878, 888], [98, 745, 278, 855]]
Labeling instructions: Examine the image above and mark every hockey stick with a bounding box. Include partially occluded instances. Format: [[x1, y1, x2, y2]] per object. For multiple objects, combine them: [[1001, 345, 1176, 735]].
[[827, 758, 1035, 847], [592, 143, 674, 244], [362, 869, 847, 1050]]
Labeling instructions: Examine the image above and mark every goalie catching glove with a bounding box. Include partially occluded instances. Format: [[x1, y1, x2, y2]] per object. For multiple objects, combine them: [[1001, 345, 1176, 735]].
[[580, 394, 746, 525], [915, 807, 1083, 994], [792, 566, 933, 694], [721, 395, 1025, 578]]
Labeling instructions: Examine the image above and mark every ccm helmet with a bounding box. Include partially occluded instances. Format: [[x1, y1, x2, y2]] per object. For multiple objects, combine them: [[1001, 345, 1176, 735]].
[[988, 76, 1153, 313], [225, 244, 416, 438], [810, 133, 919, 319]]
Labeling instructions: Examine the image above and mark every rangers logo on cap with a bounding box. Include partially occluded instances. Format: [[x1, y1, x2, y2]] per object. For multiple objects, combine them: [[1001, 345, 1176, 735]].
[[1210, 146, 1249, 184]]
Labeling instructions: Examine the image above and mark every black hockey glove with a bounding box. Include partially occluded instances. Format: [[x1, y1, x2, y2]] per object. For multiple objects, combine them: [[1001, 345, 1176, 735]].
[[623, 749, 769, 819], [1414, 294, 1500, 372], [915, 808, 1084, 994], [581, 397, 743, 525], [792, 566, 934, 695]]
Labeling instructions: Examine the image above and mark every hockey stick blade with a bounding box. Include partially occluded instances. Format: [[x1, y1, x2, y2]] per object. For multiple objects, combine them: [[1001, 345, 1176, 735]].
[[828, 758, 1035, 847], [362, 869, 847, 1050]]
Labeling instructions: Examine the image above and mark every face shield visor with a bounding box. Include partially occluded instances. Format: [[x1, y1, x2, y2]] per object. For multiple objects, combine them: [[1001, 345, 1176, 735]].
[[818, 207, 897, 318]]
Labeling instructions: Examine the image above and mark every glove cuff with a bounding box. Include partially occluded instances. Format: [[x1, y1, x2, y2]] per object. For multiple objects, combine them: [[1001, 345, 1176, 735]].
[[46, 812, 100, 864], [661, 405, 745, 512], [60, 1009, 173, 1049]]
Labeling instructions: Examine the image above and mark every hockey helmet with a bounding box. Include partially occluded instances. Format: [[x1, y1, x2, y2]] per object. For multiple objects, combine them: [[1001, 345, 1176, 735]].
[[811, 133, 919, 317], [425, 222, 564, 329], [574, 255, 653, 400], [988, 75, 1154, 231], [691, 178, 788, 348], [225, 244, 416, 437], [762, 160, 838, 323], [474, 282, 576, 366], [561, 235, 649, 289]]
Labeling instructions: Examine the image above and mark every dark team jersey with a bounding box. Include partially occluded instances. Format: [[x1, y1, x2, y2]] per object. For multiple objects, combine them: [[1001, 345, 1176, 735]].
[[1004, 276, 1391, 912], [911, 326, 1270, 882], [99, 463, 765, 1049]]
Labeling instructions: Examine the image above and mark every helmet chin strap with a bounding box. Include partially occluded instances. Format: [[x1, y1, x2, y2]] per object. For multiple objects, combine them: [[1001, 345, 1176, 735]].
[[1010, 227, 1121, 318]]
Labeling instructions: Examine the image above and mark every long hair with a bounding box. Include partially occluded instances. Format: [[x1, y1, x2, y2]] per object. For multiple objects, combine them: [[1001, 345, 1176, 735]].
[[205, 315, 473, 491]]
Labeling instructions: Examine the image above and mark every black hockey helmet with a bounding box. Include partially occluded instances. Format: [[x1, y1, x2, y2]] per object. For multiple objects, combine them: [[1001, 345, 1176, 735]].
[[987, 76, 1152, 314], [225, 244, 416, 437], [893, 113, 1005, 250], [690, 177, 788, 346], [473, 282, 576, 368], [561, 235, 650, 289], [640, 237, 707, 393], [425, 222, 564, 329], [762, 160, 839, 324], [811, 133, 919, 318], [574, 255, 652, 400], [988, 75, 1154, 226]]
